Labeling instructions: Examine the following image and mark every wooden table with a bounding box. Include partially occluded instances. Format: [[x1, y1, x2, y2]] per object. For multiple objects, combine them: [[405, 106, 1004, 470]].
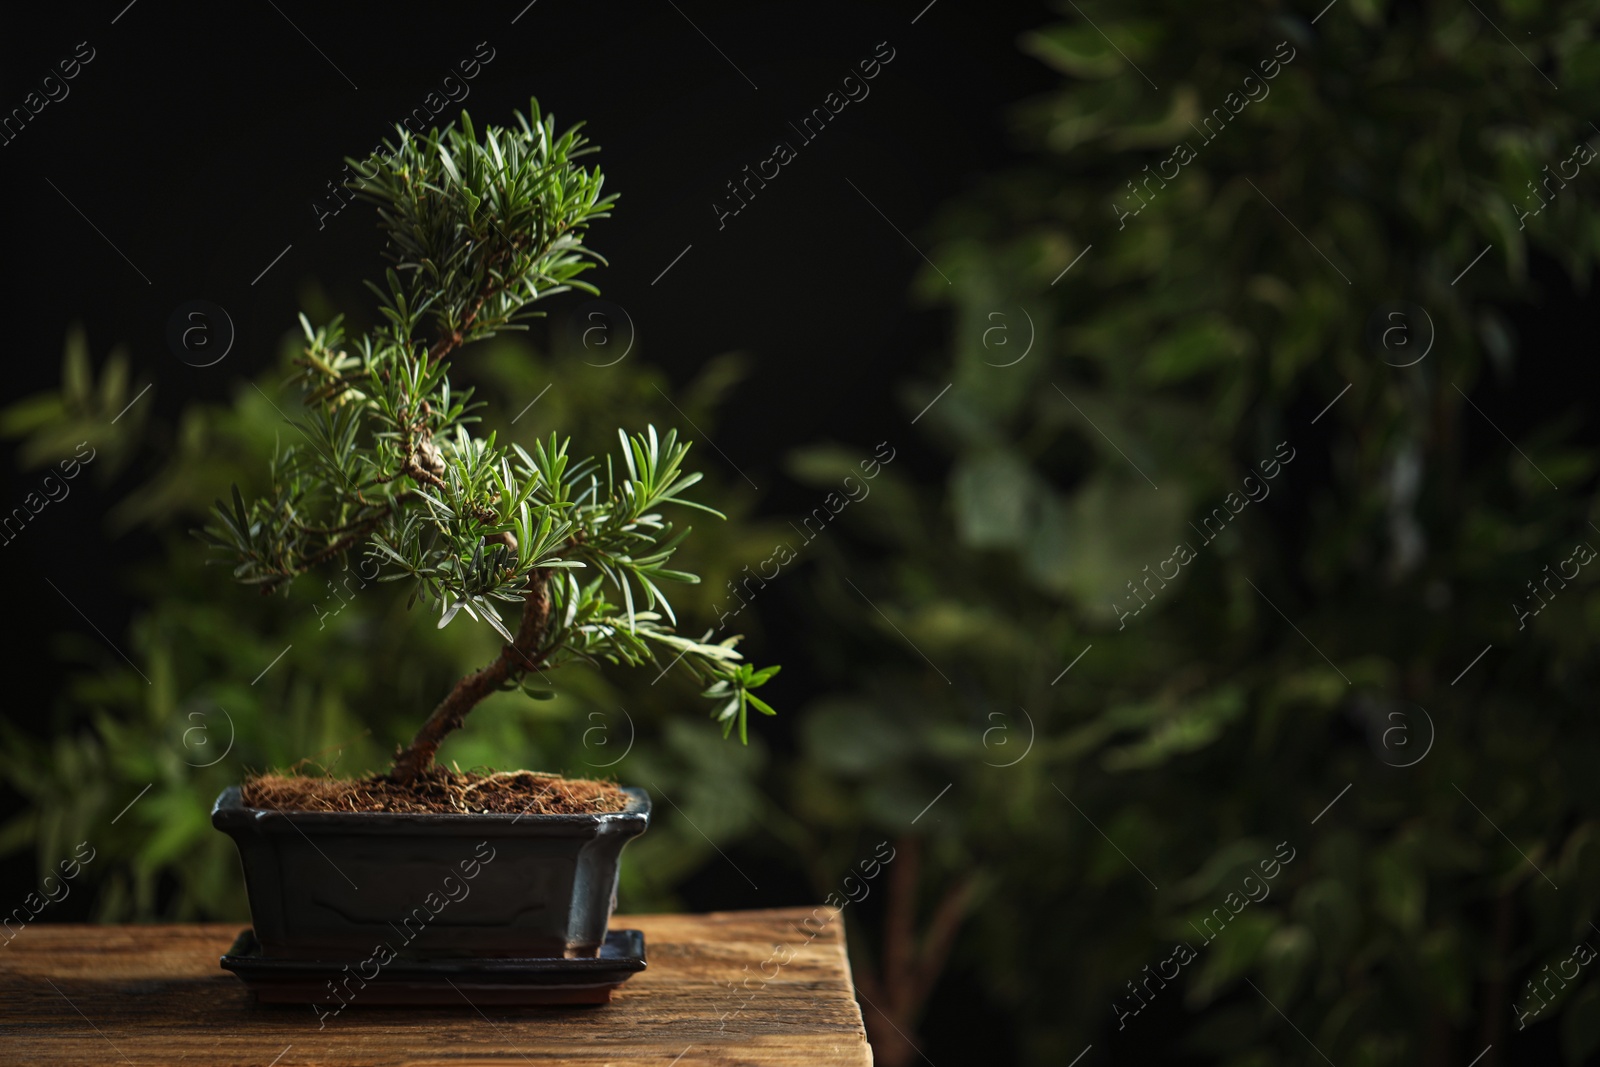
[[0, 907, 872, 1066]]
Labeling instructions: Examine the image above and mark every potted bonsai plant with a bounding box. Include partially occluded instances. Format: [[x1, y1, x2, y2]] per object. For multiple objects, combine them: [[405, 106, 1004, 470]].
[[202, 101, 777, 1001]]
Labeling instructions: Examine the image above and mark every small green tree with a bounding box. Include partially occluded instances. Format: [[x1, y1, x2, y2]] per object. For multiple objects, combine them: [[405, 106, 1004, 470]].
[[200, 102, 776, 783]]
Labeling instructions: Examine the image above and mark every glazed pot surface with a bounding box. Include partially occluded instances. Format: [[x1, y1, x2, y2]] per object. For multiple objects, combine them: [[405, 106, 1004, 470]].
[[212, 785, 650, 960]]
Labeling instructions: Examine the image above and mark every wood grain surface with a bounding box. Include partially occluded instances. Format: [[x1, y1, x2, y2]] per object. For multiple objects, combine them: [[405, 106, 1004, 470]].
[[0, 907, 872, 1066]]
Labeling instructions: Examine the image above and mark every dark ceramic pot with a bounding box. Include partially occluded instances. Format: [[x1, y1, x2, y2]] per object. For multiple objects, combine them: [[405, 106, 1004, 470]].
[[211, 785, 649, 961]]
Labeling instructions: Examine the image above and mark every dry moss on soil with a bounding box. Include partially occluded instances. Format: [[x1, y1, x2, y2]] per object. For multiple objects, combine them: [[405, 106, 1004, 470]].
[[241, 768, 631, 815]]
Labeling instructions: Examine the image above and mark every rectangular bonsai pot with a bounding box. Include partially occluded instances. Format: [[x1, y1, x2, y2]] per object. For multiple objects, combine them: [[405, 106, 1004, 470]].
[[212, 785, 649, 961]]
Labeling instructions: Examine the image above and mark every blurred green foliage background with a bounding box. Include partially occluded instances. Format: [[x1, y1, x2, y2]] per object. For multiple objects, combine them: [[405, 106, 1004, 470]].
[[7, 2, 1600, 1065]]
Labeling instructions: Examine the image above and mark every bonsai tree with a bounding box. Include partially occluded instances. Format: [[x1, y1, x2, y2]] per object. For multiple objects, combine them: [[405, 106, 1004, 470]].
[[200, 101, 777, 786]]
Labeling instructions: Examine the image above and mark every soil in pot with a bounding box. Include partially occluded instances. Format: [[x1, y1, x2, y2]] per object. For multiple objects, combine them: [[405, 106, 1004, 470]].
[[241, 767, 631, 815]]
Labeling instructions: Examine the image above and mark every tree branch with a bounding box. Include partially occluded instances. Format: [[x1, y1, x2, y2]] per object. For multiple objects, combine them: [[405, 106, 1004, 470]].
[[425, 221, 572, 364], [883, 835, 921, 1017], [909, 873, 977, 1011], [390, 568, 552, 783], [257, 508, 393, 592], [855, 837, 975, 1067]]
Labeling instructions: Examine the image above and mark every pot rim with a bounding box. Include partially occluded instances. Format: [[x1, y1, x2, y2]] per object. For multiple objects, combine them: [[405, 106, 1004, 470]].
[[211, 783, 651, 831]]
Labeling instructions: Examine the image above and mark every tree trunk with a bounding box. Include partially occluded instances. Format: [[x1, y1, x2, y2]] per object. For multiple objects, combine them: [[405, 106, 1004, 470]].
[[1475, 890, 1515, 1067], [855, 836, 977, 1067], [390, 570, 551, 783]]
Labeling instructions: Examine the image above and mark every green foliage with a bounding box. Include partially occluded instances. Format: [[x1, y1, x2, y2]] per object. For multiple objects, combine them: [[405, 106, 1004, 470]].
[[353, 101, 614, 353], [198, 100, 775, 746], [0, 325, 148, 480], [783, 2, 1600, 1063]]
